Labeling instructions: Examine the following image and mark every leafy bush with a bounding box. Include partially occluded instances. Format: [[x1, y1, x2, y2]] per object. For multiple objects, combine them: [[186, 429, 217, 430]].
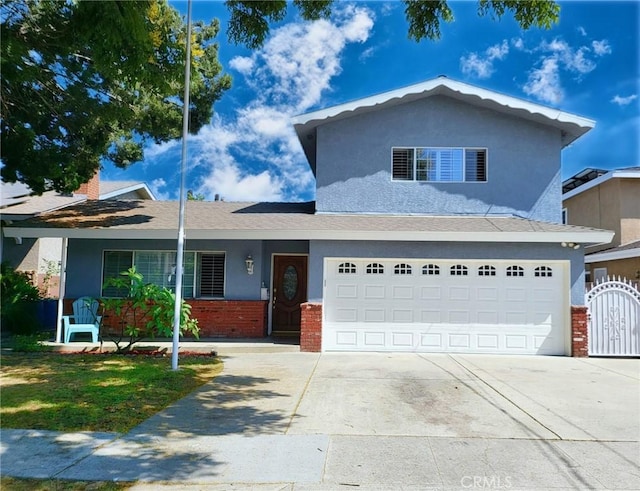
[[101, 267, 199, 352], [11, 334, 52, 352], [0, 262, 41, 334]]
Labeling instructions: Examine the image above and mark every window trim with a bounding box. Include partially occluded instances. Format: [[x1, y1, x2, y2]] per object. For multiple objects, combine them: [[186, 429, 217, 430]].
[[391, 146, 488, 183]]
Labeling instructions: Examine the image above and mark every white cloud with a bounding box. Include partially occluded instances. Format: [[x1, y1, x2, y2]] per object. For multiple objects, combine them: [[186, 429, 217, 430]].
[[578, 26, 587, 36], [149, 178, 170, 200], [228, 56, 254, 75], [359, 46, 376, 62], [460, 40, 508, 79], [200, 165, 283, 202], [592, 39, 612, 56], [511, 37, 524, 50], [611, 94, 638, 106], [523, 35, 612, 104], [523, 58, 564, 105], [187, 6, 375, 202]]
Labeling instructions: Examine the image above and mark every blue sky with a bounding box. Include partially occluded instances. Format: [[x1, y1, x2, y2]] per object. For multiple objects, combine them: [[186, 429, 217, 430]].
[[102, 1, 639, 202]]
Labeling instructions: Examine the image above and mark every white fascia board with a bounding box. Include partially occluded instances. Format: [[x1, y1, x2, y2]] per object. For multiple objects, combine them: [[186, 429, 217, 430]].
[[563, 170, 640, 200], [99, 183, 156, 200], [585, 247, 640, 263], [3, 226, 614, 245], [292, 77, 595, 130]]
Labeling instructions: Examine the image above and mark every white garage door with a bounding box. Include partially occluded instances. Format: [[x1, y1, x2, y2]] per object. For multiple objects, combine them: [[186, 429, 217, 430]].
[[323, 259, 568, 354]]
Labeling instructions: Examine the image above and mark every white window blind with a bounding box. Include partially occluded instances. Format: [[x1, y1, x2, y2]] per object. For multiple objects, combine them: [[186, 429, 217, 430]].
[[392, 147, 487, 182]]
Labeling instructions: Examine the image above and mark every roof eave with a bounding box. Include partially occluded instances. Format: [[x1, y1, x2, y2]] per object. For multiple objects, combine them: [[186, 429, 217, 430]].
[[3, 226, 614, 245]]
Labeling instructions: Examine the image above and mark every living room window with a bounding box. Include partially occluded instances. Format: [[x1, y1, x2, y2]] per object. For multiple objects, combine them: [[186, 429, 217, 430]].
[[102, 250, 225, 298], [392, 147, 487, 182]]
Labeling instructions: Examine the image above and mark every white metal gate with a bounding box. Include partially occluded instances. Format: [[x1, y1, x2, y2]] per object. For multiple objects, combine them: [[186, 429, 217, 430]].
[[586, 277, 640, 357]]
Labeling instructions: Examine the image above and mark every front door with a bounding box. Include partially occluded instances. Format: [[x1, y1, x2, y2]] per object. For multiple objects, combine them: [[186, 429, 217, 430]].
[[272, 255, 308, 336]]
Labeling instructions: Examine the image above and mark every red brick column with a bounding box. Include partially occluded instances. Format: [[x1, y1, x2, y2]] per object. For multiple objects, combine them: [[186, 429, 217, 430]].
[[571, 306, 589, 357], [76, 173, 100, 200], [300, 302, 322, 352]]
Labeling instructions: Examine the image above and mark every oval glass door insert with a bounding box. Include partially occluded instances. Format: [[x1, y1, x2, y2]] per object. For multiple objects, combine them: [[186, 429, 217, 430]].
[[283, 265, 298, 300]]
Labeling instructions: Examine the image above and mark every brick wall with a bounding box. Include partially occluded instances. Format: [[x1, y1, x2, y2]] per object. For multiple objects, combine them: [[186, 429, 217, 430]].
[[300, 302, 322, 352], [189, 300, 267, 338], [64, 298, 268, 338], [76, 173, 100, 200], [571, 306, 589, 357]]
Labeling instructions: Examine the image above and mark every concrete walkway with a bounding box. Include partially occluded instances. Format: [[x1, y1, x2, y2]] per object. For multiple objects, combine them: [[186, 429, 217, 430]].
[[1, 347, 639, 490]]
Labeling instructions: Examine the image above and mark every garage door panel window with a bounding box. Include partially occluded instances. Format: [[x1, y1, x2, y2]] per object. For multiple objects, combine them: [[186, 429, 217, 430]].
[[506, 265, 524, 277], [366, 263, 384, 274], [478, 265, 496, 276], [422, 264, 440, 275], [394, 263, 412, 275], [451, 265, 468, 276], [534, 266, 553, 277], [338, 262, 357, 274]]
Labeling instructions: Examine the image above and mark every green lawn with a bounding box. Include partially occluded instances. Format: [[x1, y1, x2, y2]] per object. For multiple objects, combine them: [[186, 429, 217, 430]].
[[0, 477, 131, 491], [0, 352, 223, 433]]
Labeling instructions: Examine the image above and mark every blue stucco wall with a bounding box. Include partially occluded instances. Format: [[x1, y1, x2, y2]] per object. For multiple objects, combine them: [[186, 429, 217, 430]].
[[65, 239, 310, 301], [66, 239, 265, 300], [314, 95, 563, 222], [307, 240, 585, 305]]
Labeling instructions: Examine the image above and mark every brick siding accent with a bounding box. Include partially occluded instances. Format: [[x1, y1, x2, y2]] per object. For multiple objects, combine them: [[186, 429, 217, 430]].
[[76, 173, 100, 200], [300, 302, 322, 352], [571, 306, 589, 357], [188, 300, 267, 338], [64, 298, 267, 338]]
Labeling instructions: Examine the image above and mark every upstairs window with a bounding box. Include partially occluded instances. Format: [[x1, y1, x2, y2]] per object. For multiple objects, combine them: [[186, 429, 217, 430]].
[[392, 147, 487, 182]]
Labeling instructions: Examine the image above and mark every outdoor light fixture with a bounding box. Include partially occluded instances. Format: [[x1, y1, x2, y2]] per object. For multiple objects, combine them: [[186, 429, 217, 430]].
[[561, 242, 580, 250], [245, 255, 255, 275]]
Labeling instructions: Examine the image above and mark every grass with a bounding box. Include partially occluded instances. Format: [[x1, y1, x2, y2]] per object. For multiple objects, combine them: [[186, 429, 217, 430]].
[[0, 477, 131, 490], [0, 352, 223, 433]]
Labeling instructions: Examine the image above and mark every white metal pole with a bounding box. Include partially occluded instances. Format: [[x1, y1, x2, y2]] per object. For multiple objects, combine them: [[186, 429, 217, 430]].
[[172, 0, 193, 371], [55, 237, 68, 344]]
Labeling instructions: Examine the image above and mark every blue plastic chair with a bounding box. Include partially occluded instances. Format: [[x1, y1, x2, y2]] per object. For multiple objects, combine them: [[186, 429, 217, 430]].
[[62, 297, 101, 343]]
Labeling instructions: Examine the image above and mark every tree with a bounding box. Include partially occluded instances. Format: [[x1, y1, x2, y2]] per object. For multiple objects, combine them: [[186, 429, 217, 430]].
[[1, 0, 232, 194], [224, 0, 560, 48], [186, 189, 206, 201], [100, 267, 199, 353]]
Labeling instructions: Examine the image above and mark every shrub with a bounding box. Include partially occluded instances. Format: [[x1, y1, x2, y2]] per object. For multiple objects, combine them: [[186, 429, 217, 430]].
[[0, 262, 41, 334], [101, 267, 199, 353], [11, 333, 52, 352]]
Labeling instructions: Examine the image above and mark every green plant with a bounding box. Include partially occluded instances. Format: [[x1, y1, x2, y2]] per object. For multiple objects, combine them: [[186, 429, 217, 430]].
[[11, 334, 52, 353], [101, 267, 199, 353], [38, 259, 61, 299], [0, 262, 41, 334]]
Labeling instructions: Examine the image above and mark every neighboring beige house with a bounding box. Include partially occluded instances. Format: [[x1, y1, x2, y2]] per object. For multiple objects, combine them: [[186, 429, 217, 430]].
[[1, 174, 155, 296], [562, 167, 640, 284]]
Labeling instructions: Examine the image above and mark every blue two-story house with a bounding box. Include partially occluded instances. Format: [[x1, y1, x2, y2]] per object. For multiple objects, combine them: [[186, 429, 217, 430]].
[[4, 77, 613, 355]]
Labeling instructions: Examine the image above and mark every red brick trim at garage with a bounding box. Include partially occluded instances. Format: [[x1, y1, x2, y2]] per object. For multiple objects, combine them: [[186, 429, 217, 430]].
[[300, 302, 322, 352], [571, 305, 589, 357]]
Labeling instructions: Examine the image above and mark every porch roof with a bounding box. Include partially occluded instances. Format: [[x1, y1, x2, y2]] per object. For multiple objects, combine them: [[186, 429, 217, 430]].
[[2, 200, 613, 245]]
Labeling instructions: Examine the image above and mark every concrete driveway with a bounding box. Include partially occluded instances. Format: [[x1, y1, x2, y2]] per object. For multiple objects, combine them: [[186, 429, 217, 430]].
[[2, 351, 639, 489]]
